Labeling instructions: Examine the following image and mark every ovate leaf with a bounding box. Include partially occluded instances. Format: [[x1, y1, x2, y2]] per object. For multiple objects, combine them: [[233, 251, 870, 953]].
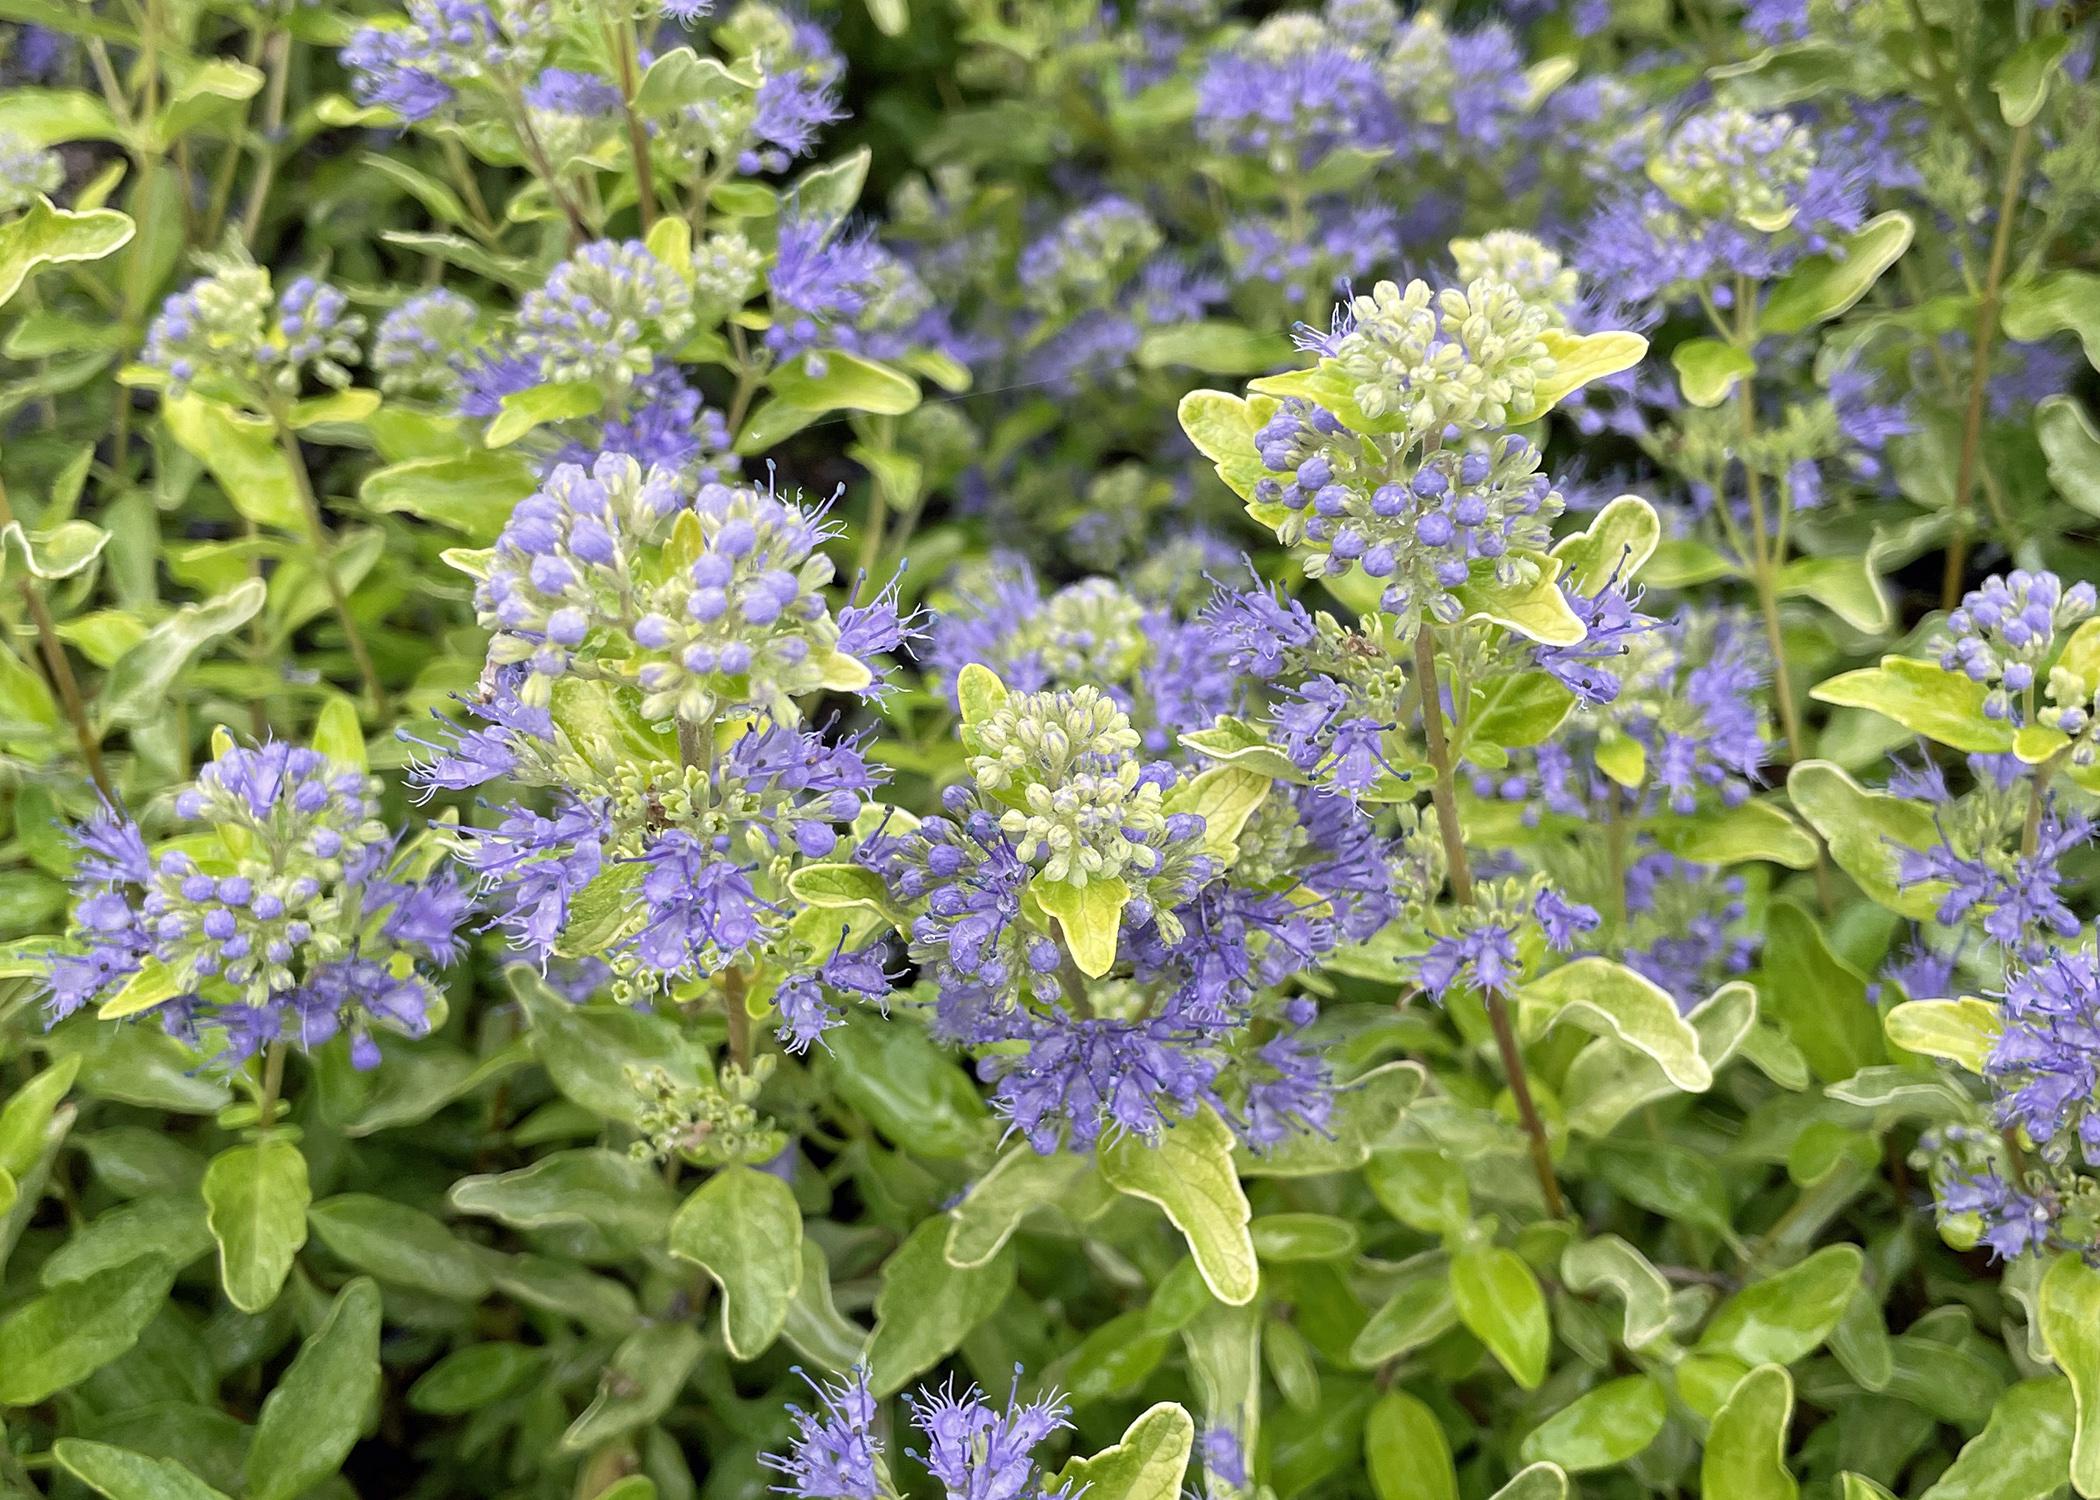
[[1099, 1106, 1256, 1306], [1812, 658, 2015, 753], [1702, 1365, 1798, 1500], [52, 1439, 232, 1500], [1054, 1402, 1194, 1500], [1885, 998, 1999, 1071], [1521, 957, 1712, 1092], [1698, 1245, 1864, 1367], [244, 1278, 382, 1500], [1761, 212, 1915, 333], [0, 1256, 173, 1404], [866, 1218, 1016, 1396], [667, 1165, 804, 1360], [1519, 1375, 1667, 1472], [1034, 873, 1130, 978], [1672, 338, 1755, 407], [1450, 1244, 1551, 1389], [1365, 1390, 1457, 1500], [2039, 1253, 2100, 1498], [201, 1138, 310, 1313], [0, 197, 134, 307]]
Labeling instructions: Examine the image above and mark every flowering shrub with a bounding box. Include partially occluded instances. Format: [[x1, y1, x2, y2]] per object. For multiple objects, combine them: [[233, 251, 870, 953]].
[[1, 0, 2099, 1497]]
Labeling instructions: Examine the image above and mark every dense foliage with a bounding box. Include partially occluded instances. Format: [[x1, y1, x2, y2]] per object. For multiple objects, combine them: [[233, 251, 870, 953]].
[[2, 0, 2100, 1496]]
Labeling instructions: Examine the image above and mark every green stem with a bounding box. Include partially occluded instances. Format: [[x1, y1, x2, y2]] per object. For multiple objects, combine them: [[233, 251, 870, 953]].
[[238, 29, 294, 246], [256, 1040, 287, 1133], [0, 478, 114, 802], [1413, 624, 1565, 1219], [274, 417, 384, 713], [1942, 121, 2035, 611]]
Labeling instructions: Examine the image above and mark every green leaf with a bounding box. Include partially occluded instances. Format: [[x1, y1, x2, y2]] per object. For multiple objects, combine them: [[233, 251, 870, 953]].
[[310, 693, 365, 771], [0, 89, 123, 147], [1921, 1378, 2075, 1500], [160, 395, 302, 530], [1349, 1260, 1458, 1366], [99, 578, 267, 730], [1054, 1402, 1194, 1500], [406, 1344, 542, 1416], [667, 1165, 804, 1360], [767, 351, 920, 416], [361, 451, 537, 540], [632, 47, 755, 118], [1520, 957, 1712, 1092], [956, 661, 1009, 736], [0, 1054, 80, 1179], [485, 381, 603, 447], [1452, 554, 1586, 646], [786, 861, 907, 925], [0, 1256, 173, 1404], [146, 57, 263, 149], [2003, 271, 2100, 371], [0, 197, 133, 306], [1992, 34, 2071, 126], [782, 1241, 869, 1372], [1699, 1245, 1864, 1366], [1561, 1235, 1674, 1353], [1885, 998, 1999, 1070], [1490, 1464, 1571, 1500], [201, 1138, 310, 1313], [1776, 554, 1892, 634], [1562, 979, 1758, 1136], [1366, 1148, 1469, 1238], [1524, 329, 1649, 418], [40, 1194, 212, 1286], [1164, 764, 1272, 863], [1465, 672, 1576, 753], [1365, 1391, 1457, 1500], [1176, 389, 1270, 502], [1551, 493, 1661, 594], [1812, 658, 2016, 753], [96, 955, 183, 1019], [1652, 799, 1819, 869], [866, 1218, 1016, 1396], [1759, 900, 1883, 1083], [1519, 1374, 1667, 1472], [1250, 1213, 1361, 1261], [52, 1440, 231, 1500], [449, 1150, 677, 1250], [789, 146, 871, 225], [562, 1324, 703, 1452], [820, 1012, 989, 1159], [1034, 873, 1130, 978], [2040, 1253, 2100, 1498], [0, 517, 109, 581], [1137, 321, 1293, 375], [1099, 1106, 1256, 1306], [306, 1194, 491, 1300], [1787, 760, 1941, 917], [1702, 1366, 1798, 1500], [1179, 717, 1310, 783], [510, 967, 703, 1127], [945, 1147, 1097, 1268], [1451, 1245, 1550, 1388], [1762, 212, 1916, 333], [244, 1278, 382, 1500], [2039, 396, 2100, 517], [1672, 338, 1756, 408]]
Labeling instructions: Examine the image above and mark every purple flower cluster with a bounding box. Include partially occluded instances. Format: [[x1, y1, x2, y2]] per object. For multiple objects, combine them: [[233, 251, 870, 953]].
[[1934, 570, 2098, 722], [1989, 948, 2100, 1169], [46, 742, 471, 1069], [342, 0, 549, 122], [763, 1368, 1076, 1500]]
